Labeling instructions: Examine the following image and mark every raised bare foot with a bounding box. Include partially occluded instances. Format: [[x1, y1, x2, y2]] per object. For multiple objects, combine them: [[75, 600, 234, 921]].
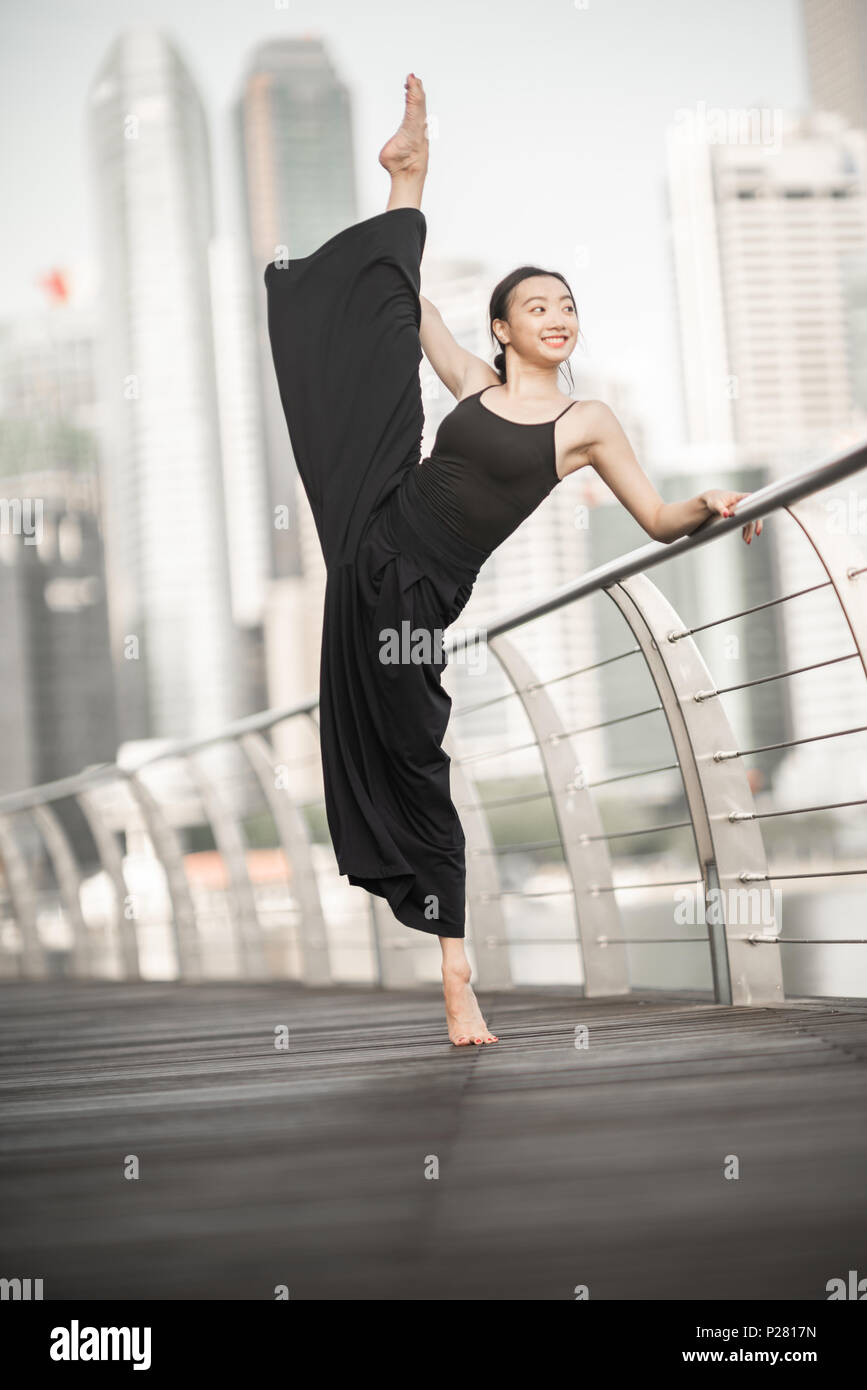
[[442, 961, 498, 1046], [379, 72, 429, 179]]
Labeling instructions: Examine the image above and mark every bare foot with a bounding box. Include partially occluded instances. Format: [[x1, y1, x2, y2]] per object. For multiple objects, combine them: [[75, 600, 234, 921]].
[[379, 72, 429, 179], [442, 961, 498, 1046]]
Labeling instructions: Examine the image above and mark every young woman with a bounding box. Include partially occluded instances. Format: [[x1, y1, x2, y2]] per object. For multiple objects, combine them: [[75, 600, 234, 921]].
[[264, 74, 762, 1048]]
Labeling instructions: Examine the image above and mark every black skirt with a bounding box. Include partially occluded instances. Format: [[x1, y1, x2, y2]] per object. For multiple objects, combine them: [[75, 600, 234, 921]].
[[264, 208, 490, 938]]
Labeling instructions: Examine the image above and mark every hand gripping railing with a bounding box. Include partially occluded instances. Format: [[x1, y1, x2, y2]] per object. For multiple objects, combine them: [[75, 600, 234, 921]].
[[0, 440, 864, 1002]]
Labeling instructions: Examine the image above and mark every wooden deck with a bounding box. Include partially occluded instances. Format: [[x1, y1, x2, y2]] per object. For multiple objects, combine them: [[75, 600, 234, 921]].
[[0, 982, 865, 1300]]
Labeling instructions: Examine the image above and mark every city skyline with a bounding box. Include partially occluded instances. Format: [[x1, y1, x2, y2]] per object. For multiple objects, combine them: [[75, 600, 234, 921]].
[[2, 0, 807, 457], [2, 4, 862, 783]]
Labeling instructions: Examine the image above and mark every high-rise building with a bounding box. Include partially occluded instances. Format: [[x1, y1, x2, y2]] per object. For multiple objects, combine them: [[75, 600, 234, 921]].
[[808, 0, 867, 422], [208, 234, 270, 715], [667, 110, 867, 455], [844, 255, 867, 416], [0, 310, 98, 441], [666, 104, 867, 800], [0, 304, 118, 801], [87, 29, 242, 743], [802, 0, 867, 130], [0, 469, 117, 796], [209, 234, 271, 635]]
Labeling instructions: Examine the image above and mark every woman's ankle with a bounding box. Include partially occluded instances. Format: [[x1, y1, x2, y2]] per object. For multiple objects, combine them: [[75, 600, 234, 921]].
[[386, 173, 425, 211], [440, 953, 472, 985]]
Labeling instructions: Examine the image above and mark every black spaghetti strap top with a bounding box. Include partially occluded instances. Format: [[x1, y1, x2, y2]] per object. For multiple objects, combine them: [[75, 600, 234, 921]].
[[412, 386, 578, 553]]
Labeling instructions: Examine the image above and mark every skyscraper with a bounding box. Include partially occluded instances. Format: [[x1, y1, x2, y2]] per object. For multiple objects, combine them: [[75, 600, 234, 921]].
[[88, 28, 242, 743], [802, 0, 867, 130], [805, 0, 867, 423], [0, 304, 118, 799], [0, 469, 117, 795], [666, 103, 867, 798], [667, 109, 867, 455]]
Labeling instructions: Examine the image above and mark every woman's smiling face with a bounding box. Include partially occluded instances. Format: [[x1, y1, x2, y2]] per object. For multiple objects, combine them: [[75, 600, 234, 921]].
[[493, 274, 578, 367]]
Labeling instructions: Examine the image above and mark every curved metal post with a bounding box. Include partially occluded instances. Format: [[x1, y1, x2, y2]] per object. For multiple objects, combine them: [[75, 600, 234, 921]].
[[608, 573, 783, 1006], [0, 814, 44, 977], [187, 751, 267, 980], [30, 803, 91, 977], [125, 771, 202, 980], [487, 634, 627, 996], [786, 497, 867, 673], [76, 789, 140, 979], [239, 730, 331, 985]]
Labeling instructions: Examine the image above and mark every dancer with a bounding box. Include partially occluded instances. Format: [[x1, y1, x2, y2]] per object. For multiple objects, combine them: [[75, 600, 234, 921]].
[[264, 74, 762, 1047]]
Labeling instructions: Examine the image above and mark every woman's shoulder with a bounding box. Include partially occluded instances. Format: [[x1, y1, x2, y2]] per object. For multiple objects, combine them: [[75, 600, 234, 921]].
[[562, 398, 611, 428]]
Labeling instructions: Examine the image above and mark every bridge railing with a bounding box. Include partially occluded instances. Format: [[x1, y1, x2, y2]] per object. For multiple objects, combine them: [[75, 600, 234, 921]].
[[1, 442, 865, 1002]]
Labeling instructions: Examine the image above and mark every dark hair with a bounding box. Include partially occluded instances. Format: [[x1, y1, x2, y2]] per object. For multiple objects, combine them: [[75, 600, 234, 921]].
[[489, 265, 581, 391]]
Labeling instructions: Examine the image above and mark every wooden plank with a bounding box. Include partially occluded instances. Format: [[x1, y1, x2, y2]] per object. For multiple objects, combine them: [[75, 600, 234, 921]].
[[0, 983, 864, 1300]]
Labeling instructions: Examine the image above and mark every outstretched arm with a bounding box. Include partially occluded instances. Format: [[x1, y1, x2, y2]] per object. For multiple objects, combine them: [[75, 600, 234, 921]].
[[585, 402, 762, 545], [420, 295, 499, 400]]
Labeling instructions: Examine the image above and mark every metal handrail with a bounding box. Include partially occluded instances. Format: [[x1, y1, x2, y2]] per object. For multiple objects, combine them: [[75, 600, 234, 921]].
[[2, 438, 863, 812], [0, 696, 320, 814], [0, 437, 864, 1002], [450, 441, 867, 653]]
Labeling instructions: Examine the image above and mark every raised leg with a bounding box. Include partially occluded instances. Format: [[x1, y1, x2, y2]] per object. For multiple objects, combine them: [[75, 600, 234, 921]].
[[265, 78, 429, 566], [379, 73, 429, 211]]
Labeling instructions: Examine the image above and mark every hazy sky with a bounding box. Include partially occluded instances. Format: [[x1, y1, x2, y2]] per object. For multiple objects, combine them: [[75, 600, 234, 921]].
[[1, 0, 807, 453]]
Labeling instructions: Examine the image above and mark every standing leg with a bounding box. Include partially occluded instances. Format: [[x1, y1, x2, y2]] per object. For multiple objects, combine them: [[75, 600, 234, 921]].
[[440, 937, 499, 1046], [265, 75, 430, 565]]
